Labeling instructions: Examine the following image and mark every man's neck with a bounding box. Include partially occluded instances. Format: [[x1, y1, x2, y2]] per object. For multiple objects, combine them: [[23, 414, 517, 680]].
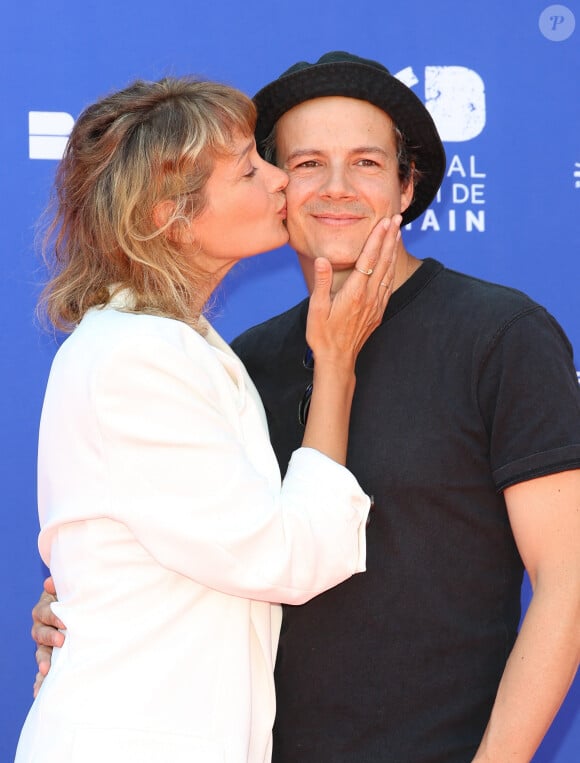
[[297, 241, 420, 296]]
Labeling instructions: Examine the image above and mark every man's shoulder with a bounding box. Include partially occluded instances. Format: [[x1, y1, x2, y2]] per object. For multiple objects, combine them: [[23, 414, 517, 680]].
[[231, 298, 308, 360], [427, 262, 552, 333], [430, 262, 574, 357], [438, 264, 539, 310]]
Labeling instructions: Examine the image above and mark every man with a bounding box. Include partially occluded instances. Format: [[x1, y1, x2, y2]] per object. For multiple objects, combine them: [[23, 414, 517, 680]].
[[32, 52, 580, 762]]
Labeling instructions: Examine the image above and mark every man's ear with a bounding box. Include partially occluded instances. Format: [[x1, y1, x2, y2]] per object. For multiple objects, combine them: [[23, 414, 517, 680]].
[[400, 166, 415, 216]]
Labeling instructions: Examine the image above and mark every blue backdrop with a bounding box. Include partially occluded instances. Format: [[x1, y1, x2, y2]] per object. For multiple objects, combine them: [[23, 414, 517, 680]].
[[2, 1, 578, 759]]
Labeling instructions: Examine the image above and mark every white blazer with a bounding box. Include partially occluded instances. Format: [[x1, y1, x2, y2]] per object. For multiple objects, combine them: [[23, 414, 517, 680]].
[[16, 295, 369, 763]]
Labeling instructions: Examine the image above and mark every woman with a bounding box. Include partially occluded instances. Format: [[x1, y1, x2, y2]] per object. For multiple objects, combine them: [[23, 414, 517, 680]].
[[16, 76, 400, 762]]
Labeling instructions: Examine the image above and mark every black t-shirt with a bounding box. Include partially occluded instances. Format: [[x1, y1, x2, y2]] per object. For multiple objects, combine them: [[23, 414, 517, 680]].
[[231, 258, 580, 763]]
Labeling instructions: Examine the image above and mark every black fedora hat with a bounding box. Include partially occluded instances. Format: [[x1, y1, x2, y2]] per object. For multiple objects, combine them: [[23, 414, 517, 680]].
[[254, 51, 446, 224]]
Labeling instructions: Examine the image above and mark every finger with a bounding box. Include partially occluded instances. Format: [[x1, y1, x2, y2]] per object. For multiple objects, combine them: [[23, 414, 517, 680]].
[[43, 576, 57, 596], [36, 589, 57, 606], [32, 618, 65, 648], [367, 218, 401, 320], [378, 276, 395, 312], [308, 257, 333, 314], [334, 217, 397, 334], [32, 592, 64, 632], [369, 214, 402, 289], [378, 232, 401, 305], [351, 216, 392, 279], [305, 258, 334, 351], [33, 671, 45, 699], [35, 644, 54, 673]]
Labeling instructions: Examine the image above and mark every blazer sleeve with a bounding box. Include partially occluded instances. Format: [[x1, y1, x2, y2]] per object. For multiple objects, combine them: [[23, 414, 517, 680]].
[[86, 327, 369, 604]]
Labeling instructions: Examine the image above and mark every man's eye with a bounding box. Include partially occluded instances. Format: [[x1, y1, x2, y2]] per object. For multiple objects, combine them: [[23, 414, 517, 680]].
[[295, 160, 320, 169], [357, 159, 379, 167]]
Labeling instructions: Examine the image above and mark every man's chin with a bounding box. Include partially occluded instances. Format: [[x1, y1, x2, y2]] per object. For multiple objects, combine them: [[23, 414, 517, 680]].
[[311, 249, 361, 268], [295, 239, 368, 265]]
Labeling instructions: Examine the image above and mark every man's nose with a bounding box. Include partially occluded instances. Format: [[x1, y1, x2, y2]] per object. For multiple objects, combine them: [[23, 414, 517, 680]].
[[319, 164, 356, 199]]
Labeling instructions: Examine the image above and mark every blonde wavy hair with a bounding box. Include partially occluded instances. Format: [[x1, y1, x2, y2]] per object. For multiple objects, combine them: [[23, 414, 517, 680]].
[[39, 76, 256, 332]]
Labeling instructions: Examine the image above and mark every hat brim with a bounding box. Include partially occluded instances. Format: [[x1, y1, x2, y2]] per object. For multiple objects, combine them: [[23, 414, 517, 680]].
[[254, 61, 446, 225]]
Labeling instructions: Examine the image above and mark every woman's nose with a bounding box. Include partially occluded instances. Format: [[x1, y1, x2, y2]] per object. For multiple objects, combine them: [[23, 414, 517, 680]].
[[270, 163, 288, 192]]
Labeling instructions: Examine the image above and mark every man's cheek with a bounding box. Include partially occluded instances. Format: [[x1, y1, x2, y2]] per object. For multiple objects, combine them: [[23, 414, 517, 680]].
[[285, 215, 309, 251], [284, 190, 309, 235]]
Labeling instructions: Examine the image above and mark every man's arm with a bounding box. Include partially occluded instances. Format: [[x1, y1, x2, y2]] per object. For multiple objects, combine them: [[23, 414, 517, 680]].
[[473, 468, 580, 762], [31, 576, 64, 697]]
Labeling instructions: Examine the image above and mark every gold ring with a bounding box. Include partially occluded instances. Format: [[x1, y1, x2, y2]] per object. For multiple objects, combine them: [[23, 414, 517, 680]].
[[356, 266, 374, 276]]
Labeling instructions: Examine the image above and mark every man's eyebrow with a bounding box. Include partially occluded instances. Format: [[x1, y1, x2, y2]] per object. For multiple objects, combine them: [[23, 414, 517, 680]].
[[284, 146, 391, 163], [349, 146, 390, 158], [284, 148, 325, 163]]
